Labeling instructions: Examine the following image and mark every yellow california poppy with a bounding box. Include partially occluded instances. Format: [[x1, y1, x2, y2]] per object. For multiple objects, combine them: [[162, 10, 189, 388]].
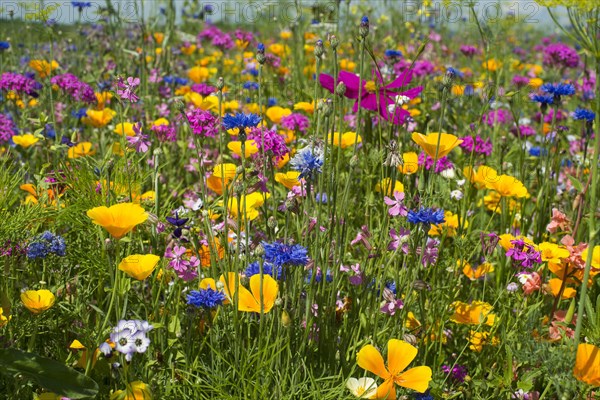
[[67, 142, 95, 159], [356, 339, 432, 397], [463, 262, 494, 281], [86, 203, 148, 239], [83, 108, 116, 128], [411, 132, 463, 159], [485, 174, 529, 198], [375, 178, 404, 196], [274, 171, 301, 189], [29, 59, 59, 78], [21, 289, 55, 314], [0, 307, 10, 327], [329, 132, 362, 149], [450, 300, 496, 326], [266, 106, 292, 124], [399, 152, 419, 174], [237, 274, 279, 313], [463, 165, 499, 189], [110, 381, 153, 400], [118, 254, 160, 280], [114, 122, 136, 136], [228, 140, 259, 158], [573, 343, 600, 386]]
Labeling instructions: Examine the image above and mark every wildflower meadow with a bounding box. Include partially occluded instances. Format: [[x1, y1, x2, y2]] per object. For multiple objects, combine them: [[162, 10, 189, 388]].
[[1, 0, 600, 398]]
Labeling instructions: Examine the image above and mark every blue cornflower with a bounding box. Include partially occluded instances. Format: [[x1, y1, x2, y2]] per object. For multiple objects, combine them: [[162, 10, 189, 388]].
[[97, 80, 112, 91], [413, 390, 434, 400], [0, 42, 10, 51], [384, 49, 402, 58], [361, 16, 369, 25], [531, 94, 553, 105], [245, 261, 282, 279], [257, 43, 265, 53], [541, 83, 575, 97], [446, 67, 463, 79], [27, 231, 66, 259], [267, 97, 277, 107], [572, 107, 595, 122], [187, 288, 225, 309], [243, 81, 259, 90], [386, 281, 397, 295], [528, 147, 547, 157], [305, 268, 333, 283], [44, 124, 56, 139], [72, 108, 88, 119], [289, 146, 324, 180], [464, 85, 475, 96], [407, 208, 445, 226], [262, 241, 309, 267], [222, 112, 261, 131], [315, 193, 328, 203]]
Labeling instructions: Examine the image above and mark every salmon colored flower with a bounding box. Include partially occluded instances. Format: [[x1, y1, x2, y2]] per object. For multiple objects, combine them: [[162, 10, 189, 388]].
[[573, 343, 600, 386], [411, 132, 463, 159], [356, 339, 432, 398], [86, 203, 148, 239], [21, 289, 55, 314], [237, 274, 279, 313], [11, 134, 40, 148], [118, 254, 160, 280]]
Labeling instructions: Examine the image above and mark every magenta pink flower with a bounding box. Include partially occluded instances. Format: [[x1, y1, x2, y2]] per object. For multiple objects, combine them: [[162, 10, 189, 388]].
[[384, 191, 408, 217], [319, 69, 422, 124]]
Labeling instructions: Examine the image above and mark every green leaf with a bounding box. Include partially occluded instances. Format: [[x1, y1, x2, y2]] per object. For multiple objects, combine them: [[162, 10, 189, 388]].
[[0, 348, 98, 399], [568, 175, 583, 192]]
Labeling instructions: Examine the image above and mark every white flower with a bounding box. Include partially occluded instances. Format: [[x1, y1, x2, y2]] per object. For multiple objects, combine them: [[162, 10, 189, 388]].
[[450, 190, 463, 200], [440, 168, 455, 179], [456, 178, 466, 187], [346, 377, 377, 399]]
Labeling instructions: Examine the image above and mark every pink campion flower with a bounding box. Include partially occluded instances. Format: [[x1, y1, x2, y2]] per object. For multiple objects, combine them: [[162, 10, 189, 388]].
[[351, 225, 372, 250], [384, 191, 408, 217], [126, 123, 150, 153], [319, 69, 422, 124], [116, 76, 141, 103], [388, 227, 410, 253], [546, 208, 572, 233], [380, 287, 403, 315]]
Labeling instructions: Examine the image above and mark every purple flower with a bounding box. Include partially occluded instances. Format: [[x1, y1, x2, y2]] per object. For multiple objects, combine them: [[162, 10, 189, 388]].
[[186, 108, 218, 137], [482, 109, 511, 126], [543, 43, 579, 69], [151, 124, 176, 142], [459, 135, 493, 156], [109, 320, 153, 362], [505, 239, 542, 271], [0, 72, 42, 97], [50, 73, 96, 103], [418, 153, 454, 173], [164, 245, 198, 281], [280, 113, 310, 132], [388, 227, 410, 253], [420, 238, 440, 266], [512, 75, 530, 88], [384, 191, 408, 217], [380, 287, 403, 315], [460, 45, 478, 57], [190, 83, 216, 96], [351, 225, 373, 250], [0, 113, 17, 143], [442, 364, 468, 383], [116, 76, 140, 103], [126, 123, 150, 153], [247, 127, 289, 160]]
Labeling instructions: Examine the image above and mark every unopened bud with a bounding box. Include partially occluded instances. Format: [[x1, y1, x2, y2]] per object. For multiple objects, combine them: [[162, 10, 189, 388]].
[[329, 35, 339, 50], [216, 77, 224, 90], [359, 16, 369, 38], [267, 216, 277, 229], [314, 39, 324, 58], [335, 82, 346, 97]]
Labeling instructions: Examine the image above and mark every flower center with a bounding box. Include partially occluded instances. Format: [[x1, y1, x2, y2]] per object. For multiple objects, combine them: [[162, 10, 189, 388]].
[[356, 386, 365, 395], [364, 80, 377, 93]]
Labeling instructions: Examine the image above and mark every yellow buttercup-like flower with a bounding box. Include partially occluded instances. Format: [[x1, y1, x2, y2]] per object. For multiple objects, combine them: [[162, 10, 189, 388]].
[[21, 289, 56, 314], [399, 152, 419, 175], [114, 122, 136, 136], [86, 203, 148, 239], [375, 178, 404, 196], [228, 140, 259, 158], [450, 300, 496, 326], [118, 254, 160, 280], [11, 134, 40, 148], [411, 132, 463, 159]]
